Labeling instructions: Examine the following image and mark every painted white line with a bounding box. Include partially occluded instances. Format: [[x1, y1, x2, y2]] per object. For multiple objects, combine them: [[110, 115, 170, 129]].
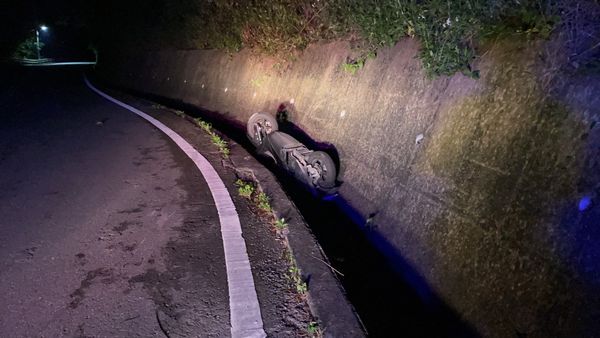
[[24, 61, 97, 67], [84, 77, 266, 338]]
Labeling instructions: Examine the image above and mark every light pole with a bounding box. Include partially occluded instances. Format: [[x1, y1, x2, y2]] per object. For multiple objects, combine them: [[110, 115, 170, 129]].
[[36, 25, 48, 60]]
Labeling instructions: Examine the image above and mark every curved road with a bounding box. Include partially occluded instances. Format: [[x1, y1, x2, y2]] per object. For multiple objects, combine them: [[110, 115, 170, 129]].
[[0, 66, 265, 337]]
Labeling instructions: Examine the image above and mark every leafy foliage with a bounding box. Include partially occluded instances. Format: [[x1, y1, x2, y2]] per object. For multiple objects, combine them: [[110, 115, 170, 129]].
[[235, 179, 255, 198], [329, 0, 557, 77], [13, 37, 42, 59], [274, 217, 288, 230], [257, 192, 272, 212], [91, 0, 557, 77], [193, 117, 230, 158]]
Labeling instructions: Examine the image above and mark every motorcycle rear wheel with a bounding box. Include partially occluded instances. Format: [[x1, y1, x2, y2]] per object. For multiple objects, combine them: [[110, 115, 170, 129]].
[[305, 151, 336, 191], [247, 112, 278, 147]]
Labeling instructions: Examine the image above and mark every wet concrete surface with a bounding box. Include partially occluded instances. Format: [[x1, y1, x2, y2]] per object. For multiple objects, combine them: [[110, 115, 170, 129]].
[[0, 66, 317, 337]]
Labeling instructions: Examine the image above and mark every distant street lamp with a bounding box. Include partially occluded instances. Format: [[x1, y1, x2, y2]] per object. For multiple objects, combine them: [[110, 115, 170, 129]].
[[36, 25, 48, 60]]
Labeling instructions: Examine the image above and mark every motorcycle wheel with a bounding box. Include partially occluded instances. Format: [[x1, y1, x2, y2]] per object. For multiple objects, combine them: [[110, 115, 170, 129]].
[[247, 112, 278, 147], [305, 151, 336, 191]]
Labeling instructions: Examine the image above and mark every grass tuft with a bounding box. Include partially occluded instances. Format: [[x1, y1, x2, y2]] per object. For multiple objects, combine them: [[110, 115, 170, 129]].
[[256, 192, 272, 212], [193, 117, 230, 159], [274, 217, 288, 230], [307, 321, 321, 337], [235, 179, 255, 198]]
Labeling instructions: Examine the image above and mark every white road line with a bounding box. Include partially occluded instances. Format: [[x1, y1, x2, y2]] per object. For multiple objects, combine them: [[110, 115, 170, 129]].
[[23, 62, 97, 66], [84, 77, 266, 338]]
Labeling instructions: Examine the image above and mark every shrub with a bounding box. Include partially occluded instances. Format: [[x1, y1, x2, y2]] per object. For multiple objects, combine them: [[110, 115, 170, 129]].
[[94, 0, 558, 77], [13, 37, 42, 59], [329, 0, 557, 77]]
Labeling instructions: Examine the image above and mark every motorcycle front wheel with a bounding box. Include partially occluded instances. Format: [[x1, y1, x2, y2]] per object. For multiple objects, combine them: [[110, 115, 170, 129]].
[[247, 112, 278, 147], [305, 151, 336, 191]]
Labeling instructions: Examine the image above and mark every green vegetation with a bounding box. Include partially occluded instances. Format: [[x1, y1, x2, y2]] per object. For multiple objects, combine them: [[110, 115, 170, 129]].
[[307, 321, 321, 337], [13, 37, 42, 59], [290, 265, 308, 294], [341, 51, 375, 74], [234, 179, 319, 334], [92, 0, 560, 77], [193, 117, 230, 158], [284, 249, 308, 295], [274, 217, 288, 230], [235, 179, 255, 198], [256, 192, 272, 212], [153, 1, 555, 76], [234, 179, 272, 213], [174, 109, 185, 117], [195, 118, 212, 133], [331, 0, 558, 77]]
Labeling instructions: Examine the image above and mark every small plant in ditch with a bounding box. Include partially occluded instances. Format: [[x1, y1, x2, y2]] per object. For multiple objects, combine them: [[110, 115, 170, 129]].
[[235, 179, 272, 213], [174, 109, 185, 117], [193, 117, 230, 159], [289, 265, 308, 294], [236, 178, 321, 336], [256, 192, 272, 212], [274, 217, 288, 230], [210, 133, 230, 158], [307, 321, 322, 337], [284, 249, 308, 296], [195, 118, 212, 133], [235, 179, 255, 199]]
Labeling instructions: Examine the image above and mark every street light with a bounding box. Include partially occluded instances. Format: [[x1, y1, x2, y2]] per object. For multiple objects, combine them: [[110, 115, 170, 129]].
[[36, 25, 48, 60]]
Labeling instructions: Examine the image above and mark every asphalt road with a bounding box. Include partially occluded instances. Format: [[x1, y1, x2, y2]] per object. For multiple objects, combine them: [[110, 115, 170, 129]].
[[0, 66, 233, 337]]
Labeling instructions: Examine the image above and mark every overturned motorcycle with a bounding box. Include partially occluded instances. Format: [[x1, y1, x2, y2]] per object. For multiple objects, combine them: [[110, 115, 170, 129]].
[[247, 112, 337, 195]]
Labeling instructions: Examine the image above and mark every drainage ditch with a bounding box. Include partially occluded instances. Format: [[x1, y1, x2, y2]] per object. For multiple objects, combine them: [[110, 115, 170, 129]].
[[195, 110, 478, 337]]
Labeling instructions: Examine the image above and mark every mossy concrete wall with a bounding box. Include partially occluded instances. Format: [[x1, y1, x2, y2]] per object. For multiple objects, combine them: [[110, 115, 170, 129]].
[[98, 38, 600, 337]]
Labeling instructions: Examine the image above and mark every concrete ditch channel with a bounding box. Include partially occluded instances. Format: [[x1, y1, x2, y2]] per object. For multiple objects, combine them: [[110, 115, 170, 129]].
[[90, 78, 366, 337]]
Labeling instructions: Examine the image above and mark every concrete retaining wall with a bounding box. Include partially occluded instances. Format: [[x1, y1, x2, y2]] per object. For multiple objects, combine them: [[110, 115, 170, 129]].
[[98, 38, 600, 337]]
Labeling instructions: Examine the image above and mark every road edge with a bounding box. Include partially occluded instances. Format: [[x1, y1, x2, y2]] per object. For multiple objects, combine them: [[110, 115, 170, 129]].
[[84, 77, 267, 338]]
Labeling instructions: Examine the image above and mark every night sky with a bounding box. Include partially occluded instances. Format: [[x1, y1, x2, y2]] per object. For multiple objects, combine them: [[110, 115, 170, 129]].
[[0, 0, 117, 60]]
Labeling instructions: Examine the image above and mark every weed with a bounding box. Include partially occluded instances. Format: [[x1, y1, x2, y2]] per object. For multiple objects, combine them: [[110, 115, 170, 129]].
[[193, 117, 230, 159], [220, 146, 230, 158], [289, 265, 308, 294], [174, 109, 185, 117], [210, 133, 226, 147], [195, 118, 212, 133], [211, 134, 229, 158], [235, 179, 255, 198], [274, 217, 288, 230], [152, 103, 165, 109], [307, 321, 321, 337], [341, 50, 376, 74], [341, 59, 364, 75], [256, 192, 272, 212]]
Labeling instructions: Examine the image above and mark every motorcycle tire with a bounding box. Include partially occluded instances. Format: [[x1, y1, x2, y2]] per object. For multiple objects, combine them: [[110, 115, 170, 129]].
[[247, 112, 278, 147], [305, 151, 336, 191]]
